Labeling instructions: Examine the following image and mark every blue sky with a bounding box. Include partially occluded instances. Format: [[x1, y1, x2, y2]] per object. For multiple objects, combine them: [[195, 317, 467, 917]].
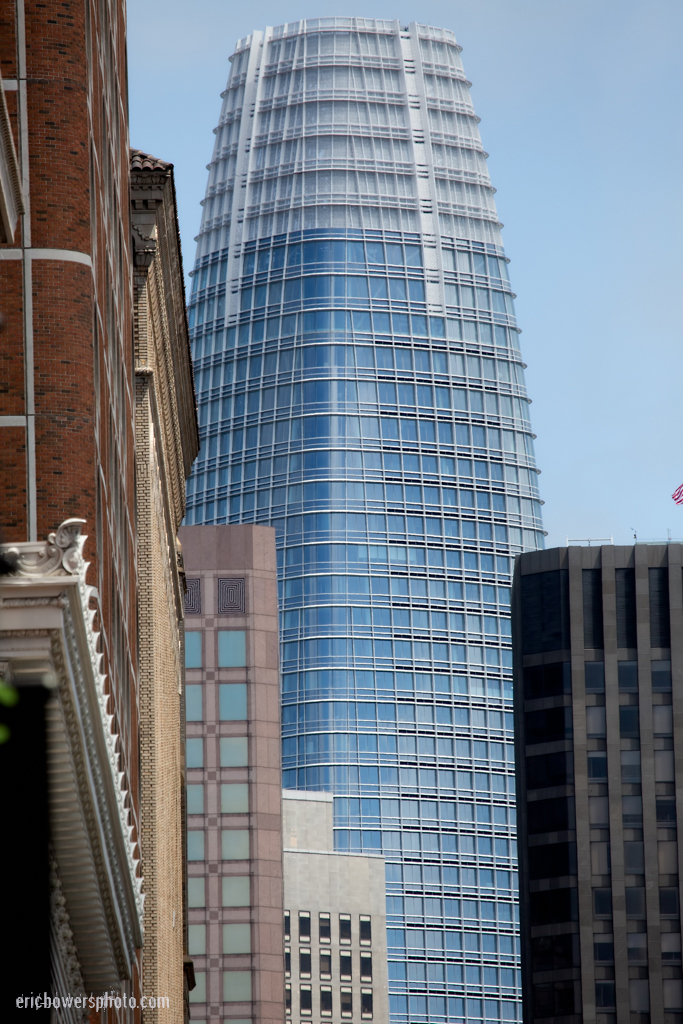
[[128, 0, 683, 548]]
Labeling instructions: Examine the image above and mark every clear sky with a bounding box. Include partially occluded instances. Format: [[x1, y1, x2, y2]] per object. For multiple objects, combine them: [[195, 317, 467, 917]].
[[128, 0, 683, 549]]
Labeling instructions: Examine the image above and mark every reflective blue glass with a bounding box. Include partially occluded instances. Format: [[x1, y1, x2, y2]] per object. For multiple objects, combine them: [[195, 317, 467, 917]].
[[187, 18, 541, 1024]]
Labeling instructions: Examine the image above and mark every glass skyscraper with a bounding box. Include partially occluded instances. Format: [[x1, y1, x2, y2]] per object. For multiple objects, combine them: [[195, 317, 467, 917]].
[[185, 18, 545, 1024]]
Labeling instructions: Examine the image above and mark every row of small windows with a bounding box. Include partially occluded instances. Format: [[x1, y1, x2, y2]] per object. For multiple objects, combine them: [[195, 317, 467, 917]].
[[330, 832, 516, 861], [282, 765, 515, 795], [268, 30, 399, 62], [240, 274, 428, 311], [197, 419, 536, 463], [287, 947, 372, 981], [285, 910, 371, 944], [188, 922, 250, 956], [263, 65, 403, 97], [281, 542, 530, 571], [280, 669, 513, 700], [243, 237, 423, 271], [386, 863, 517, 891], [419, 37, 463, 70], [197, 346, 523, 389], [286, 983, 372, 1019], [389, 963, 519, 989], [250, 169, 418, 206], [387, 895, 518, 921], [388, 995, 520, 1022], [427, 108, 481, 141], [282, 701, 513, 731], [254, 135, 414, 169], [282, 606, 512, 637], [258, 100, 408, 135], [190, 315, 519, 356], [388, 927, 518, 956], [277, 508, 531, 540], [334, 797, 514, 825], [280, 637, 514, 670], [283, 734, 513, 766]]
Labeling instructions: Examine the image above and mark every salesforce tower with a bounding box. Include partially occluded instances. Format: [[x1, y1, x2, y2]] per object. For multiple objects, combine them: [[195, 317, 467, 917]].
[[186, 19, 545, 1024]]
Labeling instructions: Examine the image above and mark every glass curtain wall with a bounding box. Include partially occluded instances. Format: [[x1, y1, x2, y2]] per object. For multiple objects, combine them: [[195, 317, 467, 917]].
[[186, 18, 545, 1024]]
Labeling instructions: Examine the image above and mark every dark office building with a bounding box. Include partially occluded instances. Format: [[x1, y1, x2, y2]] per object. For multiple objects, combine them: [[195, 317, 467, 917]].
[[513, 544, 683, 1024]]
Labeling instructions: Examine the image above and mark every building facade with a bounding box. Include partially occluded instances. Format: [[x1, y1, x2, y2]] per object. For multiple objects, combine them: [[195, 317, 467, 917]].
[[178, 524, 285, 1024], [283, 790, 389, 1024], [513, 544, 683, 1024], [0, 2, 197, 1016], [132, 149, 201, 1022], [185, 19, 546, 1024]]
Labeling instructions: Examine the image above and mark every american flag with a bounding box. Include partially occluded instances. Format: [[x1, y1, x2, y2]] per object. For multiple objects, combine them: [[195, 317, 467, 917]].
[[673, 483, 683, 505]]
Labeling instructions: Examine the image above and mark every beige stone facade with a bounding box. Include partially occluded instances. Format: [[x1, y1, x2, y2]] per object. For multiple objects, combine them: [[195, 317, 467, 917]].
[[178, 524, 285, 1024], [283, 792, 389, 1024], [132, 151, 200, 1024]]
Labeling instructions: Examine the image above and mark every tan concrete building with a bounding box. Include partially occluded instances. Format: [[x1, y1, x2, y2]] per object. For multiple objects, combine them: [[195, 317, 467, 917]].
[[178, 524, 285, 1024], [131, 150, 200, 1022], [283, 791, 389, 1024]]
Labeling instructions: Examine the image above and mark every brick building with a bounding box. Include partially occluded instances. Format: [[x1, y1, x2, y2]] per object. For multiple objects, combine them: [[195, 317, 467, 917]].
[[0, 1, 197, 1018]]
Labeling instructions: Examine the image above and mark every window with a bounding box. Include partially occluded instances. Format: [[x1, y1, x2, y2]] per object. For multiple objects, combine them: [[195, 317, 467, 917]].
[[222, 876, 250, 907], [222, 830, 249, 860], [221, 783, 249, 813], [320, 951, 331, 978], [187, 784, 204, 814], [223, 971, 252, 1002], [594, 937, 613, 962], [320, 987, 333, 1016], [595, 982, 615, 1008], [224, 923, 251, 953], [360, 953, 373, 981], [661, 888, 679, 916], [339, 914, 352, 943], [189, 924, 206, 955], [341, 988, 353, 1017], [625, 887, 646, 918], [186, 684, 203, 721], [188, 878, 205, 908], [587, 752, 607, 781], [628, 933, 647, 962], [654, 704, 673, 736], [585, 662, 605, 692], [221, 736, 249, 766], [300, 985, 312, 1015], [300, 949, 312, 977], [285, 983, 291, 1014], [219, 683, 248, 720], [662, 933, 682, 962], [618, 661, 638, 691], [299, 912, 311, 942], [185, 631, 202, 668], [619, 706, 639, 739], [621, 750, 641, 782], [186, 738, 204, 767], [218, 630, 247, 667], [653, 660, 673, 691], [359, 916, 372, 945], [624, 842, 644, 873], [319, 912, 331, 942], [189, 972, 206, 1004], [586, 706, 606, 737], [284, 911, 291, 939], [657, 797, 676, 824], [593, 888, 612, 917], [340, 952, 352, 980], [361, 989, 373, 1019], [285, 948, 291, 975], [188, 831, 205, 860]]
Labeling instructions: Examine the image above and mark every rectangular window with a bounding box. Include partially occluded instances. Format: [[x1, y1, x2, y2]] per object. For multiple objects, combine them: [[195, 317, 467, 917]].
[[616, 568, 636, 647], [186, 737, 204, 767], [618, 661, 638, 691], [186, 684, 203, 721], [285, 983, 291, 1014], [300, 949, 312, 978], [585, 662, 605, 692], [222, 876, 250, 906], [319, 913, 331, 943], [628, 933, 647, 962], [221, 783, 249, 813], [625, 887, 646, 918], [359, 916, 372, 945], [649, 567, 670, 647], [360, 953, 373, 981], [189, 971, 206, 1004], [224, 923, 251, 953], [188, 878, 205, 908], [339, 914, 351, 944], [583, 570, 604, 648], [299, 912, 311, 942], [361, 989, 374, 1019], [320, 987, 333, 1016], [593, 888, 612, 917], [185, 631, 202, 668], [188, 830, 205, 861], [218, 629, 247, 667], [341, 988, 353, 1017], [221, 829, 249, 860], [284, 911, 291, 939], [285, 947, 291, 975], [220, 736, 249, 766], [188, 924, 206, 955], [187, 784, 204, 814], [660, 888, 680, 916], [340, 952, 352, 980], [320, 951, 331, 978], [300, 986, 312, 1015], [223, 971, 252, 1002], [219, 683, 248, 720], [652, 660, 673, 691], [619, 706, 639, 739]]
